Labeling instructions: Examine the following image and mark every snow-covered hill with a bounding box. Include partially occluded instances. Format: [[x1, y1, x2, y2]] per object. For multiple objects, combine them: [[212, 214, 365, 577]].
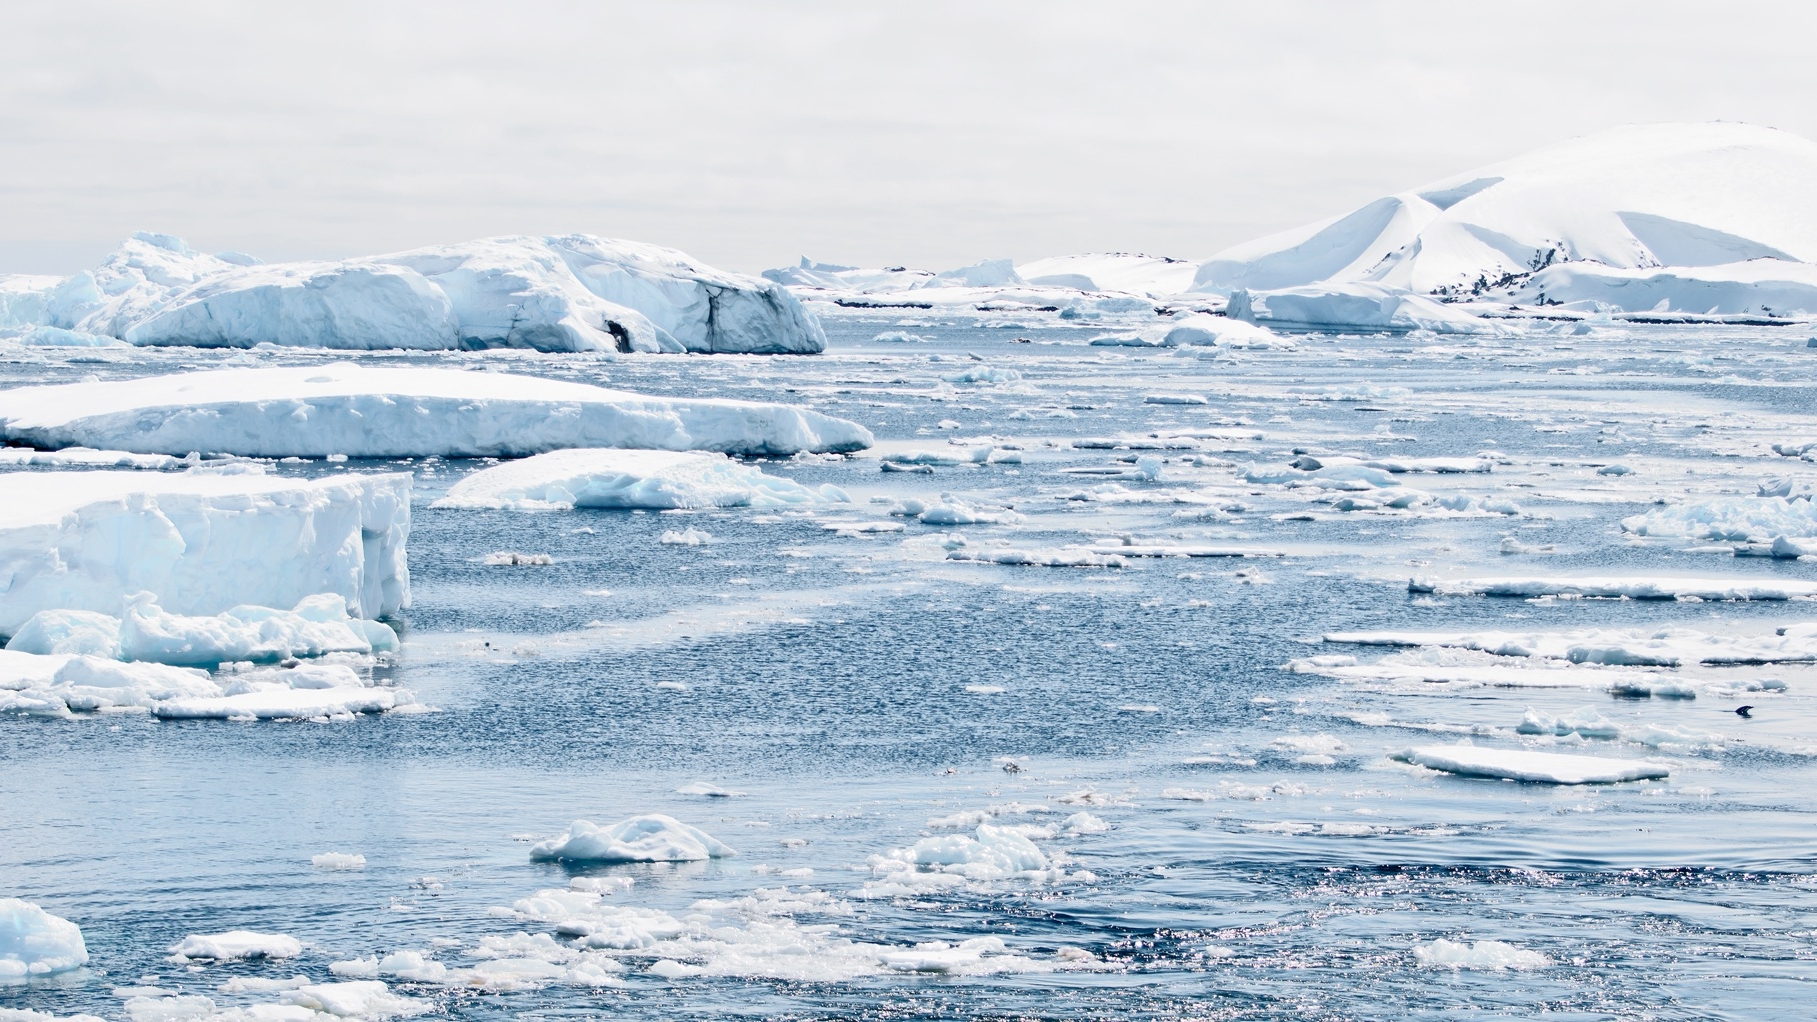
[[0, 233, 825, 354], [1194, 122, 1817, 315]]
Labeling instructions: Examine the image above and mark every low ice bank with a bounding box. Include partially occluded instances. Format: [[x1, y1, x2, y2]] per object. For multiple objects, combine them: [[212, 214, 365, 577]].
[[8, 593, 395, 665], [0, 470, 409, 636], [0, 364, 872, 458], [530, 815, 736, 863], [0, 899, 88, 979], [0, 651, 414, 719], [1394, 744, 1668, 784], [434, 449, 845, 510], [1409, 575, 1817, 601], [2, 231, 824, 354]]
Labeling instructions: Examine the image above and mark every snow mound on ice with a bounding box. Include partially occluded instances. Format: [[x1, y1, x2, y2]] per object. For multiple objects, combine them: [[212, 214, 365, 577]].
[[434, 449, 831, 510], [1195, 122, 1817, 308], [1413, 938, 1549, 971], [8, 593, 396, 665], [530, 815, 736, 863], [0, 364, 871, 458], [0, 471, 409, 636], [1014, 253, 1199, 297], [170, 930, 302, 961], [26, 232, 824, 354], [0, 899, 88, 979], [1394, 744, 1668, 784]]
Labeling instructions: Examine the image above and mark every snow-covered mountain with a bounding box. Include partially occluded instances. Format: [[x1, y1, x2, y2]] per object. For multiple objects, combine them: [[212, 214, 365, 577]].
[[1194, 122, 1817, 311], [1, 233, 826, 354]]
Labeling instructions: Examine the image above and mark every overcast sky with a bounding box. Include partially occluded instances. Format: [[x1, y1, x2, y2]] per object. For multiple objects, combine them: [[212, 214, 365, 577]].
[[4, 1, 1815, 275]]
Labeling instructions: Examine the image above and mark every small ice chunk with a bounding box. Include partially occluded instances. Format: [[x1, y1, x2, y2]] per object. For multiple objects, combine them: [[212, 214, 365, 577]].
[[0, 899, 89, 979], [529, 815, 736, 863], [1413, 938, 1549, 971], [311, 852, 366, 871], [169, 930, 303, 961], [659, 528, 713, 546], [483, 552, 553, 566]]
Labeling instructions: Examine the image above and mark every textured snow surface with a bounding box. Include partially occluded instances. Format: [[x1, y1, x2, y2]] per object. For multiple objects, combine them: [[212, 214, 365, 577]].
[[434, 449, 836, 511], [1394, 744, 1669, 784], [529, 816, 736, 863], [5, 232, 824, 354], [1195, 122, 1817, 306], [0, 900, 88, 979], [0, 651, 412, 720], [0, 364, 872, 458], [0, 471, 409, 635], [7, 594, 396, 665]]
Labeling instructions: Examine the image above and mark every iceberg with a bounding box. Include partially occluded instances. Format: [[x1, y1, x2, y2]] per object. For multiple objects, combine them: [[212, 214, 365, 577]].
[[1194, 122, 1817, 312], [0, 899, 88, 979], [433, 449, 837, 510], [0, 470, 409, 636], [22, 232, 824, 354], [1393, 744, 1668, 784], [7, 594, 396, 665], [529, 815, 736, 863], [1227, 282, 1489, 334], [1014, 252, 1199, 297], [0, 363, 872, 458]]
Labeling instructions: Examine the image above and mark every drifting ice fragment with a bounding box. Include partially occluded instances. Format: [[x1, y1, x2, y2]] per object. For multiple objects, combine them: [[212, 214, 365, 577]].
[[0, 899, 88, 979], [1394, 744, 1668, 784], [435, 449, 831, 511], [530, 815, 736, 863]]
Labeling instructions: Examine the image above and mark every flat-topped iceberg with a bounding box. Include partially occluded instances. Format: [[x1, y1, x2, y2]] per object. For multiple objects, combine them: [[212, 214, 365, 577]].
[[0, 363, 873, 458], [0, 470, 409, 636], [1227, 282, 1490, 334], [434, 449, 842, 510], [5, 232, 824, 354], [0, 899, 88, 979]]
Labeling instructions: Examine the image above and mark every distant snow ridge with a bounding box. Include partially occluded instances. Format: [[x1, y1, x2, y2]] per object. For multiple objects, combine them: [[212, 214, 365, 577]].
[[0, 364, 873, 458], [0, 232, 824, 354], [1195, 122, 1817, 316], [435, 449, 842, 510]]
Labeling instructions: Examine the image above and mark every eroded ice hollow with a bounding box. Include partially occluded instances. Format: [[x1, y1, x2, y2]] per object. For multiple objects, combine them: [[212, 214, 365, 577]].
[[0, 470, 410, 638], [0, 363, 873, 459]]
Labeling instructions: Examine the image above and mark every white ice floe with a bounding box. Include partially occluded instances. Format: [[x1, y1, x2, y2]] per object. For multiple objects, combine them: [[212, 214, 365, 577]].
[[1622, 495, 1817, 544], [0, 364, 872, 458], [0, 447, 185, 471], [489, 881, 1074, 982], [1393, 744, 1669, 784], [1194, 122, 1817, 314], [0, 470, 409, 636], [1412, 938, 1549, 971], [868, 824, 1056, 889], [282, 980, 426, 1018], [1325, 623, 1817, 667], [529, 815, 736, 863], [946, 547, 1126, 568], [18, 232, 823, 354], [0, 899, 88, 979], [0, 650, 415, 720], [311, 853, 366, 871], [1408, 575, 1817, 601], [169, 930, 303, 961], [433, 449, 835, 511], [1289, 646, 1715, 697], [658, 528, 714, 546], [8, 594, 397, 665]]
